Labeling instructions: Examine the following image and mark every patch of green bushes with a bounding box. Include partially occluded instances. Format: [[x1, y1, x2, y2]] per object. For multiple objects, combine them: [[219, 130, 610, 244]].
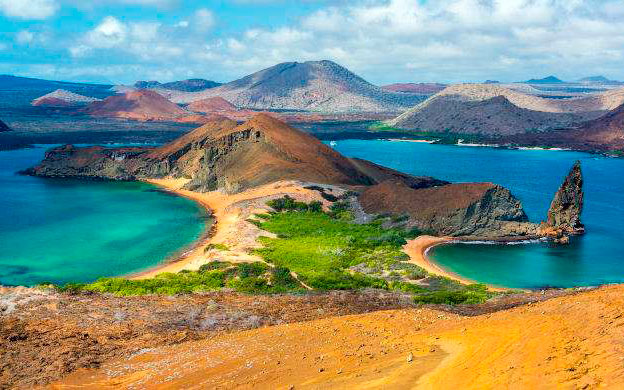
[[267, 195, 322, 213], [55, 261, 305, 296]]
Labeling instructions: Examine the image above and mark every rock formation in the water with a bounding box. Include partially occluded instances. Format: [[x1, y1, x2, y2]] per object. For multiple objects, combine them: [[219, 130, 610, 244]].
[[543, 161, 584, 238]]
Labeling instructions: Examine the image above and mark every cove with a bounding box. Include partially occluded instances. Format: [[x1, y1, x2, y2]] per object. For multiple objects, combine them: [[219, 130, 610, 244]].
[[0, 147, 208, 287], [329, 139, 624, 289]]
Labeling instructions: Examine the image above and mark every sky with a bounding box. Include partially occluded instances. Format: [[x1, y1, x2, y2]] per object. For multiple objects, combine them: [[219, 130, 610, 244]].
[[1, 0, 624, 85]]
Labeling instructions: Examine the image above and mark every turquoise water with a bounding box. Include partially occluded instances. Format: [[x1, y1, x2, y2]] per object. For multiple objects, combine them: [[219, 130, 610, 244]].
[[330, 140, 624, 289], [0, 147, 208, 287]]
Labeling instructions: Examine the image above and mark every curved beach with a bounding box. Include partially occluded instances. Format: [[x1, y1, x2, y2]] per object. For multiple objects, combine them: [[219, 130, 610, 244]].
[[131, 178, 332, 280], [403, 236, 507, 292]]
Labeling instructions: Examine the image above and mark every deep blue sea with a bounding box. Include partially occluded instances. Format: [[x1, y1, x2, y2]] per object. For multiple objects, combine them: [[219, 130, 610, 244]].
[[0, 147, 208, 286], [330, 140, 624, 289]]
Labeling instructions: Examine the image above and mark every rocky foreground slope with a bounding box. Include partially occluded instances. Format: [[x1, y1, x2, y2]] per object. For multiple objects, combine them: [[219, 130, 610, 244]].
[[28, 115, 582, 239], [159, 60, 427, 113], [41, 284, 623, 389]]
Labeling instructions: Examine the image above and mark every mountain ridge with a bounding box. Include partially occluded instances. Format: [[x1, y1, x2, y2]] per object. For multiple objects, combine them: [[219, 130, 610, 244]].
[[157, 60, 427, 113]]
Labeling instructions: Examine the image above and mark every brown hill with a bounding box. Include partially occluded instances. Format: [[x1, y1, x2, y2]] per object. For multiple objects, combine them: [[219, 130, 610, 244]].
[[187, 97, 236, 113], [83, 90, 187, 121], [29, 114, 442, 194]]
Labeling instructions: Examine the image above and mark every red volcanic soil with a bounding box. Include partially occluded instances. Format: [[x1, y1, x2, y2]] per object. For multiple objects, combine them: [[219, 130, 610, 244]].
[[187, 97, 237, 113], [381, 83, 446, 94], [83, 90, 187, 121]]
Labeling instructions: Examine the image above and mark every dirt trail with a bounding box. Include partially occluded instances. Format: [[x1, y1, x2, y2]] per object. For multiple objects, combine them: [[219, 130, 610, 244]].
[[49, 284, 624, 389]]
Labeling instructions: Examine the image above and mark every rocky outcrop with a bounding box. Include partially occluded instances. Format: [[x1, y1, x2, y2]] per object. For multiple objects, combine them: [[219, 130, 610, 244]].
[[544, 161, 584, 236], [358, 179, 538, 238]]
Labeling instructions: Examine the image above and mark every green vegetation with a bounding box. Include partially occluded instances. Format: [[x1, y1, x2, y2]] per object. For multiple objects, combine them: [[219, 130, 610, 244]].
[[204, 243, 230, 252], [251, 196, 495, 304], [52, 196, 496, 305], [55, 261, 304, 296]]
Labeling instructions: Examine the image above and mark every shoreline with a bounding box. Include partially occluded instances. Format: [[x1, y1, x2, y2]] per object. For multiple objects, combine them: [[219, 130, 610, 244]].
[[403, 236, 508, 292], [129, 179, 333, 280]]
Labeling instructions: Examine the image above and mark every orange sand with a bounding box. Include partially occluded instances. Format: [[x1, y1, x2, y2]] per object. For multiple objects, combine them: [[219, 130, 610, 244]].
[[50, 284, 624, 389]]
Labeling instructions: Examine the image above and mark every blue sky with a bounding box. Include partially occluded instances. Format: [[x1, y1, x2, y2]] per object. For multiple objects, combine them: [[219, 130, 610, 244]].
[[1, 0, 624, 85]]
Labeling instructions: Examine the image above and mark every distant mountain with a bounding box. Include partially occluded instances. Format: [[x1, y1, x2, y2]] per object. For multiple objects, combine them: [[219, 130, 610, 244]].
[[385, 84, 624, 135], [578, 76, 622, 85], [388, 94, 583, 136], [0, 119, 11, 132], [484, 80, 500, 84], [161, 60, 427, 113], [134, 79, 222, 92], [526, 76, 564, 84], [380, 83, 446, 94], [32, 89, 100, 107], [83, 90, 187, 121]]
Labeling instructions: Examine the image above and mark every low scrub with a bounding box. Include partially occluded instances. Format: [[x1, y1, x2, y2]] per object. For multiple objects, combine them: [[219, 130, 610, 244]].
[[55, 262, 304, 296]]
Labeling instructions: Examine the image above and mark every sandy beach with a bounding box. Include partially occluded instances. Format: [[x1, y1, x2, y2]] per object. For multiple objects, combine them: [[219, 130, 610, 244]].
[[131, 179, 335, 279]]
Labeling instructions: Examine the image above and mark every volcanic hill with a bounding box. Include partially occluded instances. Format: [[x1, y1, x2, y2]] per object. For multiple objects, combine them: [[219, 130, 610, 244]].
[[32, 89, 100, 107], [160, 60, 427, 113], [388, 84, 624, 135], [83, 90, 187, 121]]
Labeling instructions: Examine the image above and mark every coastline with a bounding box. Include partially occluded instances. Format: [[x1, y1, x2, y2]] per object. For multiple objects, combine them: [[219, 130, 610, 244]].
[[129, 179, 333, 280], [403, 236, 508, 292], [130, 180, 511, 292]]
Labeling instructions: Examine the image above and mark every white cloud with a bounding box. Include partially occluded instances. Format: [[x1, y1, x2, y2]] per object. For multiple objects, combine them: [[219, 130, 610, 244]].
[[194, 8, 215, 32], [16, 30, 35, 45], [0, 0, 58, 19], [84, 16, 127, 49], [60, 0, 624, 84]]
